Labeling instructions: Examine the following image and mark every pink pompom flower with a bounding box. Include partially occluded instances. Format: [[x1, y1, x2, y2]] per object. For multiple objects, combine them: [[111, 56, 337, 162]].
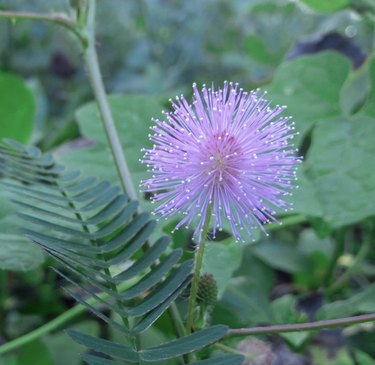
[[140, 82, 301, 243]]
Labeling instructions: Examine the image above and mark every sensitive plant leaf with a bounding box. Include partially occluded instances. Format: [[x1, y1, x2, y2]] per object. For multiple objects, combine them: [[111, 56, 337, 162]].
[[68, 331, 139, 363], [139, 325, 228, 362], [70, 326, 229, 363], [191, 356, 244, 365], [0, 139, 230, 363]]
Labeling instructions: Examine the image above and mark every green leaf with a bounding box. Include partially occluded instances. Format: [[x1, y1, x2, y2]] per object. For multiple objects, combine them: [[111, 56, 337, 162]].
[[202, 238, 244, 298], [340, 60, 371, 116], [0, 355, 17, 365], [270, 295, 310, 348], [16, 340, 54, 365], [68, 331, 139, 363], [300, 0, 350, 13], [191, 355, 244, 365], [311, 347, 352, 364], [355, 351, 375, 365], [2, 139, 223, 364], [361, 57, 375, 118], [0, 73, 35, 143], [212, 248, 275, 329], [303, 115, 375, 227], [251, 239, 309, 274], [266, 52, 351, 144], [81, 354, 119, 365], [0, 234, 44, 271], [245, 35, 281, 66], [44, 321, 100, 365], [317, 283, 375, 320], [60, 95, 164, 186], [139, 325, 228, 362]]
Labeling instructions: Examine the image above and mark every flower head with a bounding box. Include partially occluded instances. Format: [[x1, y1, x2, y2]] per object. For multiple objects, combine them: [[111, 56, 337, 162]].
[[141, 82, 300, 243]]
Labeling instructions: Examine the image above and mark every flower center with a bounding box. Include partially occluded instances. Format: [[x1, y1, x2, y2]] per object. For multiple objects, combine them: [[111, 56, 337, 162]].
[[205, 131, 241, 183]]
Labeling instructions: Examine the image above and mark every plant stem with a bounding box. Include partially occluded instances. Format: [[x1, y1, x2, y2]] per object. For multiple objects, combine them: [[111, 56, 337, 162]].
[[83, 0, 137, 201], [186, 204, 213, 334], [170, 303, 187, 338], [0, 10, 86, 45], [266, 214, 307, 232], [323, 228, 346, 288], [0, 279, 138, 355], [226, 313, 375, 337], [328, 233, 371, 294]]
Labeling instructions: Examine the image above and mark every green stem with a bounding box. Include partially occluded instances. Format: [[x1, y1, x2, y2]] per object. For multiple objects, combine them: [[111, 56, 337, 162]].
[[266, 214, 307, 232], [328, 234, 371, 294], [170, 303, 187, 338], [0, 270, 6, 312], [226, 313, 375, 337], [0, 270, 7, 337], [83, 0, 137, 201], [169, 303, 188, 365], [0, 10, 87, 45], [0, 279, 138, 355], [323, 228, 346, 288], [186, 204, 213, 334]]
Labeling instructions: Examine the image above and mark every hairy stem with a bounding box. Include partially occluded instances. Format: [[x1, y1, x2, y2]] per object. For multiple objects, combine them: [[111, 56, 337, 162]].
[[227, 313, 375, 337], [0, 279, 138, 355], [83, 0, 137, 201], [186, 204, 213, 334]]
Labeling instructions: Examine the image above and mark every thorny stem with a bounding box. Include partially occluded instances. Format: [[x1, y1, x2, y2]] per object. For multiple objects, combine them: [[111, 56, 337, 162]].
[[226, 313, 375, 337], [186, 204, 213, 334], [83, 0, 137, 201]]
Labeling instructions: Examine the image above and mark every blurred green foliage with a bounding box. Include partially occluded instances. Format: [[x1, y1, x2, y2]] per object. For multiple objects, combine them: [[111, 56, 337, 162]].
[[1, 0, 375, 364]]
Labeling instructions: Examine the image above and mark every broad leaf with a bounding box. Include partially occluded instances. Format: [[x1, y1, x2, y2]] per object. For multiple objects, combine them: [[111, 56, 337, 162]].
[[300, 0, 350, 13], [0, 234, 44, 271], [0, 72, 35, 143]]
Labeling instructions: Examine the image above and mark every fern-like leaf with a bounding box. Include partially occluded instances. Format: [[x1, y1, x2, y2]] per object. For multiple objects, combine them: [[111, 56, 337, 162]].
[[0, 139, 243, 364]]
